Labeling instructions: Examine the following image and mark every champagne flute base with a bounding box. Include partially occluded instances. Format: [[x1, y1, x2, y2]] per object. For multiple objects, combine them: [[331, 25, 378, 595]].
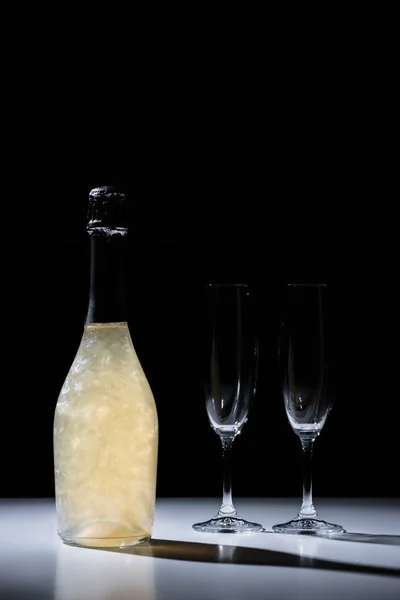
[[272, 517, 345, 535], [193, 516, 263, 534]]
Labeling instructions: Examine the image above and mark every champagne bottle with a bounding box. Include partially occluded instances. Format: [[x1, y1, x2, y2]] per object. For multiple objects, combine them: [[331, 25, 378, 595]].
[[53, 186, 158, 548]]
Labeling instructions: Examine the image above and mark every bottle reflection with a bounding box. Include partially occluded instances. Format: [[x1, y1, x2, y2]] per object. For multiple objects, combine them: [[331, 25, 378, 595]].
[[55, 542, 155, 600]]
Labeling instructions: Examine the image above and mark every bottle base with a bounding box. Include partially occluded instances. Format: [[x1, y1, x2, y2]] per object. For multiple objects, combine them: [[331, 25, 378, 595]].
[[58, 531, 151, 549]]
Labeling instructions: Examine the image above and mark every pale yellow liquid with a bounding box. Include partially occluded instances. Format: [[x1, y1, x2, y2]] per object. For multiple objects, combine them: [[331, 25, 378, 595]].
[[53, 323, 158, 548]]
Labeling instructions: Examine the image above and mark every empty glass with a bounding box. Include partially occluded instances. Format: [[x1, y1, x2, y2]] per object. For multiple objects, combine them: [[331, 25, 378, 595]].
[[272, 283, 345, 534], [192, 283, 263, 533]]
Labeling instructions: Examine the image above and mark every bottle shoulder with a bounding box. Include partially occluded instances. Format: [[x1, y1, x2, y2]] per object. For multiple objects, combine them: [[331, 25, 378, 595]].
[[78, 322, 137, 357], [56, 322, 157, 410]]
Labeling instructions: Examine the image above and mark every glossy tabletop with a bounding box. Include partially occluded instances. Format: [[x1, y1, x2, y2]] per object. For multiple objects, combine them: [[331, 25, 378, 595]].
[[1, 498, 399, 600]]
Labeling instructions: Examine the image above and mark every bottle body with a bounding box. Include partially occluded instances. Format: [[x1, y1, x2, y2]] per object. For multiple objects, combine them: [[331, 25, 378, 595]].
[[54, 322, 158, 548]]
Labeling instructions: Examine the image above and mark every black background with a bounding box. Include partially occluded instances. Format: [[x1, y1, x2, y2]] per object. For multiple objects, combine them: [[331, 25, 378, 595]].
[[1, 149, 399, 501]]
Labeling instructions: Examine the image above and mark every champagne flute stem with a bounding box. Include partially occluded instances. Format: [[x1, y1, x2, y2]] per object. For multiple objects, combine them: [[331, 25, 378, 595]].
[[218, 436, 237, 517], [298, 438, 318, 519]]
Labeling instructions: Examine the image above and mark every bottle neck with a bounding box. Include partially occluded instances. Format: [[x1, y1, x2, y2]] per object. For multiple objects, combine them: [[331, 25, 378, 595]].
[[85, 233, 128, 324]]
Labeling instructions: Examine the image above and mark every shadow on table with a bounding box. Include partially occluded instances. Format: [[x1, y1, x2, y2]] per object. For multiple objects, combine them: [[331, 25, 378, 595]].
[[261, 528, 400, 546], [313, 531, 400, 546], [102, 538, 400, 578]]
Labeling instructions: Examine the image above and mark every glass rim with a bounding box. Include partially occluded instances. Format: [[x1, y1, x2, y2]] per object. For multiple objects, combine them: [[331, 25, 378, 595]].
[[287, 283, 328, 287], [207, 283, 251, 289]]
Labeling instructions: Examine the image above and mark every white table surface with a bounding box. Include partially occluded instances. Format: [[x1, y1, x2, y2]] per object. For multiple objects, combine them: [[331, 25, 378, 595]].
[[0, 497, 399, 600]]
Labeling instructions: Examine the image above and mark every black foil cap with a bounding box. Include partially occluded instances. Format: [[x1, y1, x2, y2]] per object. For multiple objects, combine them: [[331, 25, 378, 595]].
[[87, 185, 127, 235]]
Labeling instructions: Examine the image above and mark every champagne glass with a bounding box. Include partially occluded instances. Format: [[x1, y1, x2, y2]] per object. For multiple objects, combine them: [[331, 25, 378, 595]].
[[192, 283, 263, 533], [272, 283, 345, 534]]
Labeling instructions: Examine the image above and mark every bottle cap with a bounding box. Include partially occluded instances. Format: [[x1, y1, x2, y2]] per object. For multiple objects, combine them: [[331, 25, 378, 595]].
[[87, 185, 127, 235]]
